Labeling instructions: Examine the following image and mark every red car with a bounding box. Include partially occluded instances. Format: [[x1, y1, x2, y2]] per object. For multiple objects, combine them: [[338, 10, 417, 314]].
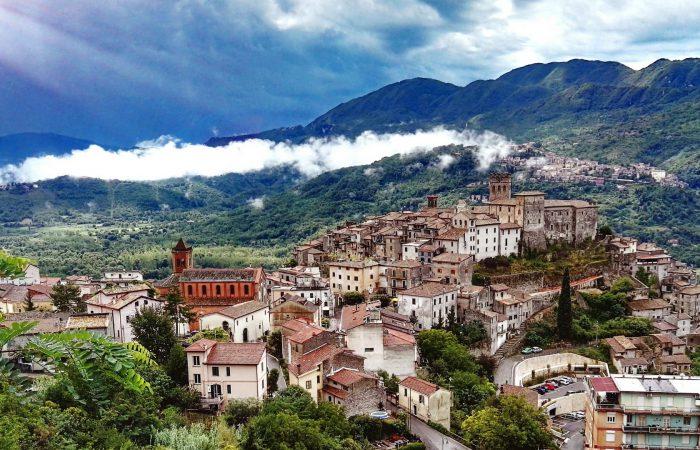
[[544, 383, 557, 391]]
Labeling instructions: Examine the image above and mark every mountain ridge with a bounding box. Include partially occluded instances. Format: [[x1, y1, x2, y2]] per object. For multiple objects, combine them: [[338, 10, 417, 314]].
[[206, 58, 700, 182]]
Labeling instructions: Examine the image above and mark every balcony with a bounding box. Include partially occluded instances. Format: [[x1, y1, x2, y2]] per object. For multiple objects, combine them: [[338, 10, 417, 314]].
[[623, 405, 700, 416], [200, 395, 224, 408], [622, 445, 700, 450], [624, 424, 700, 434]]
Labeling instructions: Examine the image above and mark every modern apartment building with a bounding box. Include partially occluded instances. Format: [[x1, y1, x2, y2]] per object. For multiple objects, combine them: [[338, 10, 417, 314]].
[[586, 374, 700, 450]]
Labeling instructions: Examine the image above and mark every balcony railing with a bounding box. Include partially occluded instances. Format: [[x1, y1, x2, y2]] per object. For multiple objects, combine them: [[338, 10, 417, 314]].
[[622, 445, 700, 450], [622, 405, 700, 416], [624, 424, 700, 434], [200, 395, 224, 406]]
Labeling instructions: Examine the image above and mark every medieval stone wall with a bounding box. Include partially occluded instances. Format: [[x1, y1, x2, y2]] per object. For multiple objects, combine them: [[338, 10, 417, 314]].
[[574, 207, 598, 244]]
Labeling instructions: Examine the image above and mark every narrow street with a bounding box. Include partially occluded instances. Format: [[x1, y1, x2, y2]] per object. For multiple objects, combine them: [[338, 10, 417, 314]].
[[407, 415, 468, 450], [267, 353, 287, 391]]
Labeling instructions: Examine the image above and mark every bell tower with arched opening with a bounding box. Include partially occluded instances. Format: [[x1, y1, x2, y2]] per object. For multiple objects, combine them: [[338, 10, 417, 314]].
[[171, 238, 193, 274]]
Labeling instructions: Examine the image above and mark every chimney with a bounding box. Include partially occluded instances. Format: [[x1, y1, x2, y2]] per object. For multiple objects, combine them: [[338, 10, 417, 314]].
[[427, 195, 438, 208]]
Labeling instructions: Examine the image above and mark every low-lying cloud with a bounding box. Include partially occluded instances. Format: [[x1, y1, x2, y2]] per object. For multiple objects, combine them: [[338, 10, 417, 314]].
[[0, 127, 512, 183]]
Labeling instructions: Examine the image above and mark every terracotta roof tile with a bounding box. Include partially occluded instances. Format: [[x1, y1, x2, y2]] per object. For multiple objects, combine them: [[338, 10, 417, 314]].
[[289, 343, 343, 376], [208, 301, 267, 319], [179, 268, 263, 282], [398, 282, 458, 298], [328, 368, 376, 386], [205, 342, 266, 365], [399, 376, 439, 396]]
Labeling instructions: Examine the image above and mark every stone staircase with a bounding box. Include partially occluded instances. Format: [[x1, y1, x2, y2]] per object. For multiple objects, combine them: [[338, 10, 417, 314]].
[[494, 325, 527, 361]]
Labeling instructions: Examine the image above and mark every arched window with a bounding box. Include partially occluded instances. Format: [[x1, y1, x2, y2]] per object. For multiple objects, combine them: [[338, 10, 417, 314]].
[[215, 285, 222, 296], [229, 285, 235, 296], [243, 285, 250, 296], [201, 285, 208, 296], [187, 285, 193, 296]]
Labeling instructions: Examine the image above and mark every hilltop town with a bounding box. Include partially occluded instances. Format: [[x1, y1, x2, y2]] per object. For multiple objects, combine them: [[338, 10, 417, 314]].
[[1, 171, 697, 449]]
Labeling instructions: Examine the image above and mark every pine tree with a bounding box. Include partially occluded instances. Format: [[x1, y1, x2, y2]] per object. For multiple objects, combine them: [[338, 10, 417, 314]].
[[557, 267, 573, 340]]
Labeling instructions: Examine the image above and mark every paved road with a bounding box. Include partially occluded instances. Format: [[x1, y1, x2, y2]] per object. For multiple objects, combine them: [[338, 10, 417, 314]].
[[407, 416, 468, 450], [267, 354, 287, 391], [552, 416, 585, 450], [541, 381, 585, 400], [493, 348, 573, 386]]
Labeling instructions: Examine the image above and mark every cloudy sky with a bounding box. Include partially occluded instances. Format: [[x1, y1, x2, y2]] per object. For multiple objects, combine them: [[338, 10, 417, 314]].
[[1, 0, 699, 145]]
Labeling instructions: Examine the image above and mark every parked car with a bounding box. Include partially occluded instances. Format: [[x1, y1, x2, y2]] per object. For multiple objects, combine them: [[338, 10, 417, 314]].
[[535, 386, 548, 395], [571, 411, 585, 420], [559, 376, 574, 384], [521, 347, 533, 354], [557, 377, 573, 385], [544, 383, 557, 391], [546, 379, 561, 386], [531, 346, 543, 353]]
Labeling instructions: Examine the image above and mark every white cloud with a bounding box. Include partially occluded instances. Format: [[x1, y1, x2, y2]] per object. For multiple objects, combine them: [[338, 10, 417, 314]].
[[433, 154, 455, 171], [0, 127, 513, 183], [248, 197, 265, 209]]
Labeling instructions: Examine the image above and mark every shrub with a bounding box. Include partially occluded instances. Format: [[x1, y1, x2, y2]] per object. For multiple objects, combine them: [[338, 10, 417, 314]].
[[153, 424, 219, 450]]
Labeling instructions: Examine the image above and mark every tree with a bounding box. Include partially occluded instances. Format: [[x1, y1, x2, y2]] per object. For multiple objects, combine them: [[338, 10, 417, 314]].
[[23, 292, 36, 312], [223, 398, 262, 427], [130, 307, 177, 365], [342, 291, 365, 305], [462, 395, 556, 450], [450, 371, 496, 414], [635, 267, 651, 286], [557, 268, 573, 341], [50, 284, 84, 313], [163, 287, 193, 337], [165, 343, 189, 386], [24, 330, 155, 412], [598, 225, 613, 238], [377, 370, 399, 395], [267, 368, 279, 395], [267, 330, 283, 359], [0, 251, 29, 279]]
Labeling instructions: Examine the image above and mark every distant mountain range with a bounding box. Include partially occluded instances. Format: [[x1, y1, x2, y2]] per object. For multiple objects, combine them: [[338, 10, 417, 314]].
[[0, 132, 98, 166], [208, 58, 700, 184]]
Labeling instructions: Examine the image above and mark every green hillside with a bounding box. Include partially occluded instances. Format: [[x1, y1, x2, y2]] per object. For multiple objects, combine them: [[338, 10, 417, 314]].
[[0, 146, 697, 278]]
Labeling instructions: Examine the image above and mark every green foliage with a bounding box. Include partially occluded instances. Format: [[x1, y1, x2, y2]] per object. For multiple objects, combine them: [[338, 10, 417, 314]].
[[610, 277, 634, 294], [450, 371, 496, 415], [342, 291, 365, 305], [462, 395, 556, 450], [267, 330, 283, 359], [50, 284, 84, 313], [268, 368, 279, 396], [557, 268, 573, 340], [0, 251, 29, 279], [241, 386, 364, 450], [130, 306, 177, 365], [24, 330, 155, 412], [154, 424, 220, 450], [636, 267, 651, 286], [187, 327, 231, 343], [165, 343, 189, 386], [524, 318, 557, 348], [582, 291, 627, 322], [377, 370, 400, 395], [164, 287, 194, 335], [416, 329, 494, 416], [223, 398, 263, 427]]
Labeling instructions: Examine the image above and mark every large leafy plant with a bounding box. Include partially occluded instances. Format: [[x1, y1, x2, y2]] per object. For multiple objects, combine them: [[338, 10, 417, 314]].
[[25, 331, 155, 411]]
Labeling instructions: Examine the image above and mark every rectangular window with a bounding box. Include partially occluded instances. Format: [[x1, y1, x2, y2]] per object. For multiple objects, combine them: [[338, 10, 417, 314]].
[[404, 388, 408, 396], [192, 356, 200, 366], [605, 430, 615, 442], [227, 385, 231, 394], [212, 367, 219, 376], [226, 367, 231, 377], [364, 348, 374, 352], [306, 380, 312, 389], [684, 416, 691, 426], [193, 373, 201, 384], [419, 395, 424, 404]]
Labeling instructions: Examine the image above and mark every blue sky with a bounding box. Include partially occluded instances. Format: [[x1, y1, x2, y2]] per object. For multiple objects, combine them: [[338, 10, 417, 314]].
[[1, 0, 699, 145]]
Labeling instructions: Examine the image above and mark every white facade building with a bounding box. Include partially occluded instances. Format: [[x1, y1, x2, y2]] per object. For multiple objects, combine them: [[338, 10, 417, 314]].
[[397, 282, 458, 330], [85, 285, 163, 343], [185, 339, 267, 408], [199, 301, 270, 343]]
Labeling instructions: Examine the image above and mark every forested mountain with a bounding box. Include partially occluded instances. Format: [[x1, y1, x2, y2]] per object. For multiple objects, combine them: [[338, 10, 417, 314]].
[[207, 58, 700, 184]]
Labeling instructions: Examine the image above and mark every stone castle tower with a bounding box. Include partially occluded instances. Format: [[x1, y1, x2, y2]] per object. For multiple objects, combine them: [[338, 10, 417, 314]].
[[488, 173, 512, 202], [171, 238, 193, 274], [515, 192, 546, 251]]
